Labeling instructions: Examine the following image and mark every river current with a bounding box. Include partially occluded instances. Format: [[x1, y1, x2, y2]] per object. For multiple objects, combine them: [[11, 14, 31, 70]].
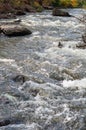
[[0, 9, 86, 130]]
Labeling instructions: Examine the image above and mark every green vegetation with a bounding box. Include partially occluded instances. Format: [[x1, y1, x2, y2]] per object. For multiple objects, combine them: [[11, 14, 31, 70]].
[[42, 0, 86, 8], [0, 0, 86, 8], [0, 0, 86, 15], [33, 1, 43, 12], [52, 0, 86, 8], [78, 0, 86, 8]]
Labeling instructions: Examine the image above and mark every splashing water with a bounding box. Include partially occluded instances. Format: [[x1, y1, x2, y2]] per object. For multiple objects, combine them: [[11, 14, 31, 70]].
[[0, 9, 86, 130]]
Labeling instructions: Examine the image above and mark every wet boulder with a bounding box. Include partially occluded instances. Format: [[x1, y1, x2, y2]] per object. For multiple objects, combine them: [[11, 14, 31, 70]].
[[76, 43, 86, 49], [0, 27, 2, 33], [15, 10, 26, 16], [82, 33, 86, 43], [1, 24, 32, 37], [52, 8, 71, 17], [12, 74, 29, 84]]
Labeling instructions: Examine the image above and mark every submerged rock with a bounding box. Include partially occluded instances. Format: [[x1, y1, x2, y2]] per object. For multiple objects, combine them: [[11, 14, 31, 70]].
[[76, 34, 86, 49], [49, 72, 64, 81], [58, 42, 63, 48], [12, 75, 28, 84], [76, 43, 86, 49], [44, 122, 64, 130], [80, 127, 86, 130], [1, 24, 32, 37], [0, 116, 24, 127], [52, 8, 71, 17], [82, 33, 86, 43], [0, 118, 11, 127]]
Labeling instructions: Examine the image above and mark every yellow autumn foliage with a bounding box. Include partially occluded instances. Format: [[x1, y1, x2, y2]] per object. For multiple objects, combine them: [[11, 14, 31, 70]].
[[60, 0, 78, 7], [71, 0, 78, 7], [0, 0, 85, 9], [33, 1, 43, 12]]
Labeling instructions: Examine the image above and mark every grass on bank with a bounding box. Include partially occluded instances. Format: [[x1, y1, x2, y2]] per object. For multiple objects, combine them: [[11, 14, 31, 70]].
[[38, 0, 86, 8]]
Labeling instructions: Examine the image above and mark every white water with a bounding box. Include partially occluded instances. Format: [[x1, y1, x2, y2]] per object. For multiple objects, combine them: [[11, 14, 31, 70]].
[[0, 9, 86, 130]]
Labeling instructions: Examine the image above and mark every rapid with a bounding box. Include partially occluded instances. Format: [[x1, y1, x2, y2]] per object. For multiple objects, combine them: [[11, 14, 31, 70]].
[[0, 9, 86, 130]]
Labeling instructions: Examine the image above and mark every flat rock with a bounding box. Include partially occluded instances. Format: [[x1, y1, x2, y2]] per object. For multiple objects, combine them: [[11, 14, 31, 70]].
[[1, 24, 32, 37]]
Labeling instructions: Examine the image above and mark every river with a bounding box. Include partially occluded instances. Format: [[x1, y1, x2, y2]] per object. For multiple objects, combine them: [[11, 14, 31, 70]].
[[0, 9, 86, 130]]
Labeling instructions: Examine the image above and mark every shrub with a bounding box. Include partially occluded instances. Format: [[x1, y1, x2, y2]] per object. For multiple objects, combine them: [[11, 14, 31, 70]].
[[52, 0, 86, 8], [78, 0, 86, 8], [33, 1, 43, 12]]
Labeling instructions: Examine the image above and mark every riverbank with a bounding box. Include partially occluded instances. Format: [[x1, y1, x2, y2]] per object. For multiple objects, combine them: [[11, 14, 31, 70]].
[[0, 0, 43, 19], [0, 0, 86, 19]]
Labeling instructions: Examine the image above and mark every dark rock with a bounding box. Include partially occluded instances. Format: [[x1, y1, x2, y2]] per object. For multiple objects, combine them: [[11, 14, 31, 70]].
[[0, 13, 16, 19], [15, 10, 26, 15], [52, 8, 71, 17], [12, 75, 29, 83], [49, 72, 64, 81], [29, 89, 39, 97], [13, 19, 21, 23], [0, 27, 2, 33], [76, 34, 86, 49], [76, 44, 86, 49], [58, 42, 63, 48], [43, 5, 53, 10], [1, 25, 32, 37], [0, 116, 24, 127], [80, 127, 86, 130], [0, 118, 11, 127], [82, 33, 86, 43]]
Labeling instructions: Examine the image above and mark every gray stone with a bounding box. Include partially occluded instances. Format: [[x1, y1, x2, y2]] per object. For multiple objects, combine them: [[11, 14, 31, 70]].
[[52, 8, 71, 17], [1, 24, 32, 37]]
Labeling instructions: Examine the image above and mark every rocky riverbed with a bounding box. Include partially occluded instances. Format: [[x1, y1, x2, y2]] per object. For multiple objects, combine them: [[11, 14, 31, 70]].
[[0, 9, 86, 130]]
